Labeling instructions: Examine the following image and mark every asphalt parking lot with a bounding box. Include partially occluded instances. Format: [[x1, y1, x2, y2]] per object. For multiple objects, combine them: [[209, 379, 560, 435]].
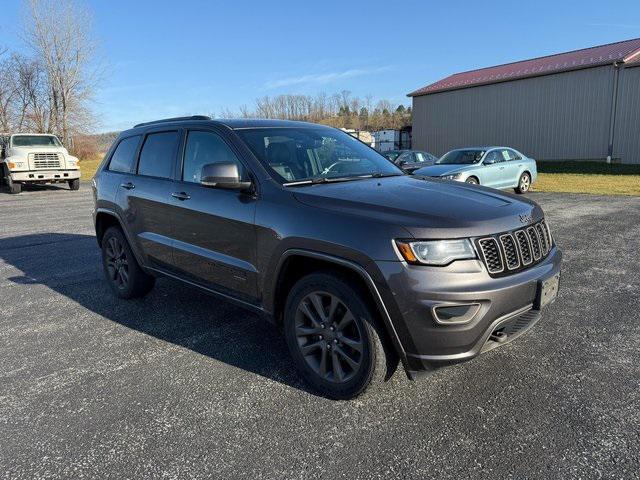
[[1, 184, 639, 479]]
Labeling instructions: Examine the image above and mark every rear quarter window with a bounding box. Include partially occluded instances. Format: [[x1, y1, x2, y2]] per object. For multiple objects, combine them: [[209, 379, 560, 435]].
[[108, 136, 141, 173]]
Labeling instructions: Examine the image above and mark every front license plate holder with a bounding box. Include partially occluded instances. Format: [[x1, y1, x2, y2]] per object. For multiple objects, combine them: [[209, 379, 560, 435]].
[[535, 271, 560, 309]]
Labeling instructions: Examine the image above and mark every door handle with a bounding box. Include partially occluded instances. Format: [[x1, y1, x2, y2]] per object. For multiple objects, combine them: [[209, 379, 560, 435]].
[[171, 191, 191, 201], [120, 182, 135, 190], [499, 166, 505, 170]]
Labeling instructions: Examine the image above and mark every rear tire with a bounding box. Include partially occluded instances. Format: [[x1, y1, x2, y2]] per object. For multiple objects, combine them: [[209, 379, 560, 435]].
[[101, 226, 155, 299], [515, 172, 531, 194], [69, 178, 80, 190], [283, 271, 397, 400]]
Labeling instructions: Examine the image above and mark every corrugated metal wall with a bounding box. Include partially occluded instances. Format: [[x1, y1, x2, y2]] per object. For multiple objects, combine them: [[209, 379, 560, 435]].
[[412, 66, 615, 161], [613, 65, 640, 164]]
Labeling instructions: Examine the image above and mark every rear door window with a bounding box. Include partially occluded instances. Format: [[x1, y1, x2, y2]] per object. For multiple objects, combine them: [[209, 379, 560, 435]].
[[108, 136, 141, 173], [137, 131, 180, 179]]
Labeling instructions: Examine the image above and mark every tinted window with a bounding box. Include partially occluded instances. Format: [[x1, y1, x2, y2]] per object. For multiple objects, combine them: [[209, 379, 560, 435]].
[[108, 136, 141, 173], [414, 152, 427, 162], [183, 131, 245, 183], [137, 131, 179, 178]]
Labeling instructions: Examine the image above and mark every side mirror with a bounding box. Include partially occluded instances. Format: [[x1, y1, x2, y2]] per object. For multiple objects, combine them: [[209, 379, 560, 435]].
[[200, 162, 252, 190]]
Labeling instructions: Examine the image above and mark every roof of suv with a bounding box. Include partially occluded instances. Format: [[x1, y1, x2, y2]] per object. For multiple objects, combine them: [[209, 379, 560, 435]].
[[129, 116, 324, 131]]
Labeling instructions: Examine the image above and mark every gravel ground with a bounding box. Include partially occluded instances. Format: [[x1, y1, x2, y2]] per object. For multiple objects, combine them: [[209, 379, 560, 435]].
[[1, 184, 639, 479]]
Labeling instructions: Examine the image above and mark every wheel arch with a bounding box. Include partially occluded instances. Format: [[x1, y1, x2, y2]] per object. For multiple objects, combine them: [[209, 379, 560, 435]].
[[270, 249, 408, 370]]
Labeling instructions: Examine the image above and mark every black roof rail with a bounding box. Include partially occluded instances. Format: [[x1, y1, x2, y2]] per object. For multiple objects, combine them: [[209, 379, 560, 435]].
[[134, 115, 212, 128]]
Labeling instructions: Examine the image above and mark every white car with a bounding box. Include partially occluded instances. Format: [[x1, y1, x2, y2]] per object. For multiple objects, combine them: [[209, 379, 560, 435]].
[[1, 133, 81, 194]]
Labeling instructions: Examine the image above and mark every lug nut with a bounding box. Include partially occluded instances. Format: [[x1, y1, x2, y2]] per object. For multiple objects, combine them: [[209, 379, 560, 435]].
[[333, 339, 338, 344], [321, 324, 326, 329], [326, 344, 332, 350], [329, 326, 335, 331], [318, 335, 323, 340]]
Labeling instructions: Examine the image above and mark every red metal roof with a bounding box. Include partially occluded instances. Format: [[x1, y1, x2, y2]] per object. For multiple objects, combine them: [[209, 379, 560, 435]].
[[408, 38, 640, 97]]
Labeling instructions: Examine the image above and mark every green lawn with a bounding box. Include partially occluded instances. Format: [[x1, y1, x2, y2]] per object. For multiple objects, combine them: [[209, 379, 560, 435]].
[[79, 154, 104, 181], [532, 161, 640, 196]]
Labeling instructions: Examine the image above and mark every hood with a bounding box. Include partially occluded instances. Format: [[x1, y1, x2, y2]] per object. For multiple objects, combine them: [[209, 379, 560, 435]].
[[292, 176, 543, 239], [412, 164, 472, 177]]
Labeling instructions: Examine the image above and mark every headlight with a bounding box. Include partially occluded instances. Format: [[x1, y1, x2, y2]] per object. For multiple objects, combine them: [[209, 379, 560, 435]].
[[440, 173, 463, 180], [395, 239, 476, 265], [7, 161, 26, 169], [67, 157, 79, 168]]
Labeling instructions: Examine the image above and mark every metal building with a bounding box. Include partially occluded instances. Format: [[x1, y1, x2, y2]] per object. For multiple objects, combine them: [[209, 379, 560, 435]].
[[409, 38, 640, 164]]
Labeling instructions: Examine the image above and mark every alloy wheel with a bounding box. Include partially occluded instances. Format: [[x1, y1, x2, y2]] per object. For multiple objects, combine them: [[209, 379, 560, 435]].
[[105, 236, 129, 289], [295, 291, 364, 383], [520, 174, 530, 192]]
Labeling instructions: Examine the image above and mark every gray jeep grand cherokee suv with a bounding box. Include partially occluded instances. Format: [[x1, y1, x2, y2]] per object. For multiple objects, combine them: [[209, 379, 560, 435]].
[[92, 116, 562, 399]]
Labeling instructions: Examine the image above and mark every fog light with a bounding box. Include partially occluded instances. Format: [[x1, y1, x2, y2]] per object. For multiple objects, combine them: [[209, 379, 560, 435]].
[[433, 303, 480, 325]]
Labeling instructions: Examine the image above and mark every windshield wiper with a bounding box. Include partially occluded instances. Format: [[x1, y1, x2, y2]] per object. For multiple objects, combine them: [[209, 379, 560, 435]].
[[283, 174, 389, 187], [371, 172, 403, 178]]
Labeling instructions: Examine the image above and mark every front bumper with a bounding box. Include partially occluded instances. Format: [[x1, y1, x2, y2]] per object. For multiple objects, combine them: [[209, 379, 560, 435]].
[[376, 246, 562, 374], [10, 169, 80, 183]]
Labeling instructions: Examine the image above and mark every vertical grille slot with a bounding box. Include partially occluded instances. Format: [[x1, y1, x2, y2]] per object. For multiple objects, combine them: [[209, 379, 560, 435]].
[[515, 230, 532, 265], [526, 227, 542, 260], [499, 234, 520, 270], [535, 223, 549, 255], [478, 238, 504, 274]]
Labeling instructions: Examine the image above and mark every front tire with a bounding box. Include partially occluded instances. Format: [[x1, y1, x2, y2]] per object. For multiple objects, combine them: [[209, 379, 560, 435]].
[[515, 172, 531, 194], [7, 176, 21, 194], [465, 176, 479, 185], [283, 272, 396, 399], [101, 226, 155, 299], [69, 178, 80, 190]]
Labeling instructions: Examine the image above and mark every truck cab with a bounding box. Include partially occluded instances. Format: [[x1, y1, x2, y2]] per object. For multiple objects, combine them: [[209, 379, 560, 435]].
[[1, 133, 81, 194]]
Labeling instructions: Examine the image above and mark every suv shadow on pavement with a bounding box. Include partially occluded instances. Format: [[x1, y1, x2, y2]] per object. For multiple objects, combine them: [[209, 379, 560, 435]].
[[1, 232, 314, 395]]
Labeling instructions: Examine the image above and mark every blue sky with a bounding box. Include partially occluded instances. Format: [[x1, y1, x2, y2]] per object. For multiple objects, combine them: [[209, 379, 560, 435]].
[[2, 0, 640, 132]]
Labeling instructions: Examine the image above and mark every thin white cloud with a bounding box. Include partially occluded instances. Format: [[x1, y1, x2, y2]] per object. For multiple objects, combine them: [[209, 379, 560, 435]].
[[263, 66, 392, 90], [586, 22, 640, 29]]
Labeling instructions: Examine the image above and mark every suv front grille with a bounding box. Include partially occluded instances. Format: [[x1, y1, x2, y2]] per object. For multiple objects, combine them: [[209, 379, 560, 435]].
[[31, 152, 61, 169], [476, 220, 552, 277]]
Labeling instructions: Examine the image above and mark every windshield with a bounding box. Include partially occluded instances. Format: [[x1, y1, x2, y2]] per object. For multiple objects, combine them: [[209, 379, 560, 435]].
[[12, 135, 62, 147], [237, 126, 403, 184], [436, 149, 485, 165]]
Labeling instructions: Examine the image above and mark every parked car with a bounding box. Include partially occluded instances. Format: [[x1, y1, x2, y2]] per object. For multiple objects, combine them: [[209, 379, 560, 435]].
[[92, 117, 561, 399], [1, 133, 81, 194], [413, 147, 536, 194], [383, 149, 438, 173]]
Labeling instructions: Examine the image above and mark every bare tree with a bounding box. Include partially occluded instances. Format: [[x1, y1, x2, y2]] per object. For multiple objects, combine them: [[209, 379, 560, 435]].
[[24, 0, 98, 142]]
